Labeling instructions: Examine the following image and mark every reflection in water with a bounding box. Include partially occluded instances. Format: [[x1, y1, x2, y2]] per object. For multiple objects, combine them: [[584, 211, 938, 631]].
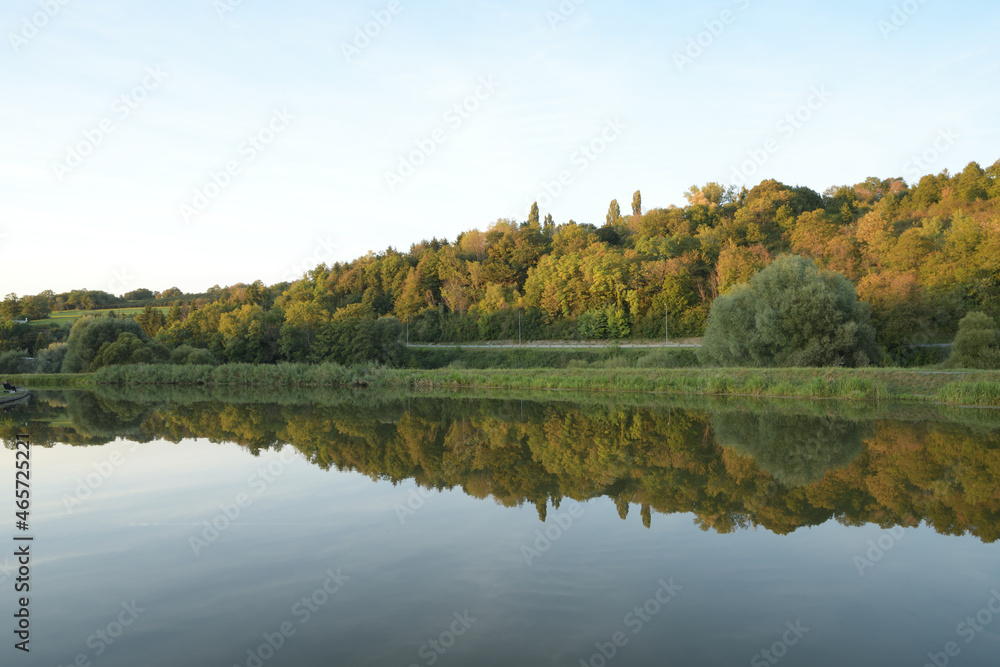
[[5, 389, 999, 543], [710, 411, 867, 487]]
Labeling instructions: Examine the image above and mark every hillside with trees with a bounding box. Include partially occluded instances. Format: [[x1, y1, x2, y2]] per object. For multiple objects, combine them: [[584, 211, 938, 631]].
[[2, 161, 999, 370]]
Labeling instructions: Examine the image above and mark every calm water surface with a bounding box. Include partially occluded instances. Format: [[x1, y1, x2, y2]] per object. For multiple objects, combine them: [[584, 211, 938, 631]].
[[1, 389, 998, 666]]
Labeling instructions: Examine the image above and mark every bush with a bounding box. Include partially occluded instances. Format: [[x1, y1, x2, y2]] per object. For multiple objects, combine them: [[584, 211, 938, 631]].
[[62, 317, 149, 373], [596, 355, 631, 369], [698, 255, 880, 367], [170, 345, 219, 366], [635, 349, 700, 368], [0, 349, 32, 374], [948, 312, 1000, 369], [34, 343, 68, 373], [91, 332, 168, 370]]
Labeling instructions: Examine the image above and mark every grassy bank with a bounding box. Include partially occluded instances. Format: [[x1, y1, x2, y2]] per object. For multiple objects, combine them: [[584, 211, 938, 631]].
[[7, 364, 1000, 407], [402, 346, 700, 370], [5, 373, 95, 388], [382, 367, 1000, 405]]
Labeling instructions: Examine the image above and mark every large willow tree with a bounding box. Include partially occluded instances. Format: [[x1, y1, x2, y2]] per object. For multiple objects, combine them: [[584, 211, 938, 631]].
[[698, 255, 879, 367]]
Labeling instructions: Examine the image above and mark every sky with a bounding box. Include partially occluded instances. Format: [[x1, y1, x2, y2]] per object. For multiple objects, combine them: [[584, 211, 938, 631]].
[[1, 0, 998, 297]]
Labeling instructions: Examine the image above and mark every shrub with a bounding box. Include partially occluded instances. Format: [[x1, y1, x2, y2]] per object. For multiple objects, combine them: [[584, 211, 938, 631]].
[[635, 349, 700, 368], [91, 332, 168, 370], [171, 344, 219, 365], [62, 317, 149, 373], [34, 343, 68, 373], [597, 355, 632, 369], [698, 255, 880, 367], [948, 312, 1000, 369], [0, 349, 32, 374]]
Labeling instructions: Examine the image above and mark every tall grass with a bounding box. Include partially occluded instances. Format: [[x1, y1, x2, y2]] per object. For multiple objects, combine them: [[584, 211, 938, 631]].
[[93, 363, 389, 387], [381, 367, 901, 402], [13, 361, 1000, 408], [4, 373, 94, 388], [403, 346, 700, 370], [87, 364, 928, 405], [937, 381, 1000, 407]]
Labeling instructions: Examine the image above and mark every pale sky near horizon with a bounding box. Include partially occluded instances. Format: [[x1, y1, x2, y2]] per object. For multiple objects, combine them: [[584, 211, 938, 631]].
[[1, 0, 998, 297]]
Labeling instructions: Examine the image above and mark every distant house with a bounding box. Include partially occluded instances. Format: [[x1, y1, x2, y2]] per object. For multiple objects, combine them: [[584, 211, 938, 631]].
[[14, 317, 28, 324]]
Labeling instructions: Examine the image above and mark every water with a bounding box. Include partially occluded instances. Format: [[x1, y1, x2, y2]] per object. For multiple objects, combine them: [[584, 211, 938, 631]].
[[1, 390, 999, 666]]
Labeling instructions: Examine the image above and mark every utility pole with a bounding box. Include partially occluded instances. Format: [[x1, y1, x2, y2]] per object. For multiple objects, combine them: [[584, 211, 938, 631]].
[[406, 316, 409, 346], [665, 308, 669, 346], [518, 310, 522, 345]]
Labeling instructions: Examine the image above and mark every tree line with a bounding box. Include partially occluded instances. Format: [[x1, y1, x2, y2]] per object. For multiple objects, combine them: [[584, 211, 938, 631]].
[[3, 160, 1000, 370]]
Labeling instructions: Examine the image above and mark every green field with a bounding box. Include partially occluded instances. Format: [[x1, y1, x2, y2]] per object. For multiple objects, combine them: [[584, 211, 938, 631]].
[[29, 307, 169, 327]]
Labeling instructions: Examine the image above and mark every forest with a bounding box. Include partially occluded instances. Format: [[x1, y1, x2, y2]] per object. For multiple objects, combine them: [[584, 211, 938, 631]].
[[2, 160, 1000, 371]]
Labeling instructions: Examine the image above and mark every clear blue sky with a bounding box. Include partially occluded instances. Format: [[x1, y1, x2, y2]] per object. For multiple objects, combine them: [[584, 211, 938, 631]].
[[2, 0, 998, 296]]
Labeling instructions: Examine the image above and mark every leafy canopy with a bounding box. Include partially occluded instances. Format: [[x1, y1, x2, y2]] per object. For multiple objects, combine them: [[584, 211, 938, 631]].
[[698, 255, 879, 367]]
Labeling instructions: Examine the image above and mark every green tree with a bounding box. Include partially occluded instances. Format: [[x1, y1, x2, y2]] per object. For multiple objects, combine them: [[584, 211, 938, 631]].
[[528, 202, 540, 228], [169, 345, 218, 365], [166, 302, 184, 326], [0, 321, 32, 353], [0, 293, 20, 320], [606, 199, 621, 226], [21, 294, 52, 320], [91, 333, 167, 370], [0, 349, 31, 374], [124, 289, 155, 301], [948, 312, 1000, 369], [34, 343, 68, 373], [62, 317, 149, 373], [218, 304, 281, 364], [278, 301, 326, 362], [134, 305, 166, 338], [698, 255, 879, 367]]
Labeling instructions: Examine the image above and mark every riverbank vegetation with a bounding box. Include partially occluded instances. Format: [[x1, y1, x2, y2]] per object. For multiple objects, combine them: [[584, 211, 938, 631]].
[[7, 364, 1000, 407]]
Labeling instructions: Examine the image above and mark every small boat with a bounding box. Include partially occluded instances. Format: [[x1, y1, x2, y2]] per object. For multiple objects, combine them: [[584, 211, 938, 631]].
[[0, 390, 30, 406]]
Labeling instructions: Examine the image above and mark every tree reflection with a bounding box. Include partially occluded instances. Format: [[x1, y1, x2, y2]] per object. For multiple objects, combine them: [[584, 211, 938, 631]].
[[711, 411, 868, 487], [3, 390, 999, 542]]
